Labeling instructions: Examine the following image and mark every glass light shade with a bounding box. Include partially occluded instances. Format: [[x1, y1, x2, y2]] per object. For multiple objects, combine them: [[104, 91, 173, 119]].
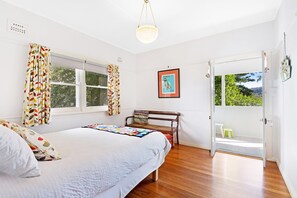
[[136, 25, 158, 44]]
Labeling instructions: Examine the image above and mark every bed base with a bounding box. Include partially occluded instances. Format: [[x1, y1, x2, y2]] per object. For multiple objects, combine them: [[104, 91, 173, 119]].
[[152, 169, 159, 181]]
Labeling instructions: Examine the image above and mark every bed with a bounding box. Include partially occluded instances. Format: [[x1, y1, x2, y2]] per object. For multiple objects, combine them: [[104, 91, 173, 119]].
[[0, 127, 171, 198]]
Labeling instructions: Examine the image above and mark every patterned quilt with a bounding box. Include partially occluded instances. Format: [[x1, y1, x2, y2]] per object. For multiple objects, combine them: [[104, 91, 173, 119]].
[[82, 124, 155, 138]]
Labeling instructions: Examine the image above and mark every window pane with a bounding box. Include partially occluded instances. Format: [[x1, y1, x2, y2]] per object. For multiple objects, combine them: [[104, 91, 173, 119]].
[[51, 85, 76, 108], [225, 72, 262, 106], [85, 71, 107, 86], [50, 66, 76, 84], [86, 87, 107, 107], [215, 76, 222, 106]]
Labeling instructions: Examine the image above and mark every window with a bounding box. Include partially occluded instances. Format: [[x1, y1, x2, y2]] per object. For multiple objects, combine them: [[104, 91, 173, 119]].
[[215, 72, 262, 106], [50, 54, 108, 113], [85, 71, 108, 107], [50, 66, 78, 108]]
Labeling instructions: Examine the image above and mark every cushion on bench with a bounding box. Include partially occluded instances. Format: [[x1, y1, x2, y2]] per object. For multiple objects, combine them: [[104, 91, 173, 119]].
[[133, 110, 149, 124]]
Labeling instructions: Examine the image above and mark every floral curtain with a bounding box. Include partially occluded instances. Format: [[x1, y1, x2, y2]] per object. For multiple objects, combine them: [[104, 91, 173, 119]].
[[107, 64, 120, 116], [22, 43, 51, 127]]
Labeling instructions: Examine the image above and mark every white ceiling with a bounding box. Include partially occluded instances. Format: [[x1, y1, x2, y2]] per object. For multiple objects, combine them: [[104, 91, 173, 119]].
[[3, 0, 282, 54]]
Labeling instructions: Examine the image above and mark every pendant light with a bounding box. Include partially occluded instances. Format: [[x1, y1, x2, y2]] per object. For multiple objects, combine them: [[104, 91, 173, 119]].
[[136, 0, 158, 44]]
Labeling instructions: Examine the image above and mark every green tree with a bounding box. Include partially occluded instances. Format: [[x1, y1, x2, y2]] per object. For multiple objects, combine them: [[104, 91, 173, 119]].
[[215, 73, 262, 106], [50, 67, 76, 108], [225, 74, 262, 106], [85, 71, 108, 107], [215, 76, 222, 105], [50, 67, 108, 108]]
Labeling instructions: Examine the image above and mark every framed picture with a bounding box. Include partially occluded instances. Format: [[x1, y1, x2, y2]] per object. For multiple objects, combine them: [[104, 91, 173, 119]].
[[158, 68, 180, 98]]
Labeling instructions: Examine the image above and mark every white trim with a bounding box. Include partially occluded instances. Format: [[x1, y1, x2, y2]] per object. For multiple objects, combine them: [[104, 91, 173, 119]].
[[51, 82, 79, 86], [262, 51, 267, 168], [179, 141, 210, 151], [209, 61, 216, 157], [276, 161, 296, 198], [213, 52, 262, 65], [51, 107, 107, 116], [76, 69, 82, 109], [82, 106, 108, 113], [86, 85, 108, 89], [51, 107, 81, 115]]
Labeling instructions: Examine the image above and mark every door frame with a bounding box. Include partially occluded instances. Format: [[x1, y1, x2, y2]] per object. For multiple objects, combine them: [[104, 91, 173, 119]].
[[209, 60, 216, 157], [262, 51, 268, 168], [209, 52, 267, 167]]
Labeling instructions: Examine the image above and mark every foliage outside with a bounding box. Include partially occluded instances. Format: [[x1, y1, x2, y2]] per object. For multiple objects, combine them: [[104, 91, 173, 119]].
[[50, 66, 76, 108], [215, 72, 262, 106], [85, 71, 108, 107], [50, 66, 108, 108], [215, 76, 222, 106]]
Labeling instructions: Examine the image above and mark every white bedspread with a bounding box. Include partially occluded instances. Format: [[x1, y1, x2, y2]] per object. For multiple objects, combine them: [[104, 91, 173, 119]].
[[0, 128, 171, 198]]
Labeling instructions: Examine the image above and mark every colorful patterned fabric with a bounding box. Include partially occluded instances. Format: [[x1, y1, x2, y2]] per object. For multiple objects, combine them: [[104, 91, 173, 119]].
[[134, 110, 149, 124], [107, 65, 120, 116], [83, 124, 154, 138], [22, 43, 51, 127], [0, 119, 61, 161]]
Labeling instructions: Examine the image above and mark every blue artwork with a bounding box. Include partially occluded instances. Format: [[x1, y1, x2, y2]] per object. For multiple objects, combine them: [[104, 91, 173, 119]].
[[162, 74, 176, 94]]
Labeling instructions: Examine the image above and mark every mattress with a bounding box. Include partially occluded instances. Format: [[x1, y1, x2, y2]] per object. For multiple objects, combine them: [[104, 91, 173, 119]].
[[0, 128, 171, 198]]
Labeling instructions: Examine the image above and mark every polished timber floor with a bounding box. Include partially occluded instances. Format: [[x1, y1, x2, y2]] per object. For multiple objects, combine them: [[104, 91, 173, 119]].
[[127, 145, 290, 198]]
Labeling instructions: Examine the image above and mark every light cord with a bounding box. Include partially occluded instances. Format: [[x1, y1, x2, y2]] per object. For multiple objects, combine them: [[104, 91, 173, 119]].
[[137, 0, 157, 27], [284, 32, 287, 56]]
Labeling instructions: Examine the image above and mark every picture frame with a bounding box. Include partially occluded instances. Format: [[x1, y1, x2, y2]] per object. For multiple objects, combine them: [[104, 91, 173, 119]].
[[158, 68, 180, 98]]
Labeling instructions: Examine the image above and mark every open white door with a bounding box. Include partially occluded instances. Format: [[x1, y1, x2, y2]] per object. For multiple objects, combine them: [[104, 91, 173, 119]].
[[209, 61, 216, 157], [262, 51, 268, 168]]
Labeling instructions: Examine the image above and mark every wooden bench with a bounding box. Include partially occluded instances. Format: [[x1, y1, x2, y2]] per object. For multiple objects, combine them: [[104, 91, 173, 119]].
[[125, 110, 181, 146]]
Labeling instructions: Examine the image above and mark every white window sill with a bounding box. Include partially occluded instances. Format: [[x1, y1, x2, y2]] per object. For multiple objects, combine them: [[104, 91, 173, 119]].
[[51, 106, 108, 117]]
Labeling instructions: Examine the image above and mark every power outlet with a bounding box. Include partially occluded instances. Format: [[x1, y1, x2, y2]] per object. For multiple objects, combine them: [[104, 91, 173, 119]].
[[7, 19, 27, 36]]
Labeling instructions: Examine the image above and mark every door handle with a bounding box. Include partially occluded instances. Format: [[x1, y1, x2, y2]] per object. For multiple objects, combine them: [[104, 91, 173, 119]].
[[260, 118, 268, 124]]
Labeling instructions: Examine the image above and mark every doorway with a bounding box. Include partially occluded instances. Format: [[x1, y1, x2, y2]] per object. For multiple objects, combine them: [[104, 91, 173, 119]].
[[209, 53, 267, 165]]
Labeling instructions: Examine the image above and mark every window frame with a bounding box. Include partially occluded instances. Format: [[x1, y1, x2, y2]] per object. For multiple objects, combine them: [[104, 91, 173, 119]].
[[50, 58, 108, 115]]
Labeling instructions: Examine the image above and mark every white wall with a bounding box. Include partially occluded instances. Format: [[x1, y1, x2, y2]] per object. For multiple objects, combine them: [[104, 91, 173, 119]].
[[136, 21, 275, 151], [215, 107, 263, 138], [272, 0, 297, 197], [0, 1, 137, 133]]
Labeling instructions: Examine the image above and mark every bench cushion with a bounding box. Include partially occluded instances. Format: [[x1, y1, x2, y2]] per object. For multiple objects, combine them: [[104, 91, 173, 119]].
[[133, 110, 149, 124]]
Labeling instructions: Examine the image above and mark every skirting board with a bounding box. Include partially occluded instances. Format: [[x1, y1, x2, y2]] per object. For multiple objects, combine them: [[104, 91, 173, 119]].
[[276, 160, 296, 198], [179, 141, 210, 150]]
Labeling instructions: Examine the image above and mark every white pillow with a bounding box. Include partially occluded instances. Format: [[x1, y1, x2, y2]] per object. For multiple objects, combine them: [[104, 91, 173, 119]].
[[0, 125, 40, 178]]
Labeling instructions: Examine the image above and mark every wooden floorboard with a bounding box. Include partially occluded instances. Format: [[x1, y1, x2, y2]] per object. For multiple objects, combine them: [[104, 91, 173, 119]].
[[127, 145, 290, 198]]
